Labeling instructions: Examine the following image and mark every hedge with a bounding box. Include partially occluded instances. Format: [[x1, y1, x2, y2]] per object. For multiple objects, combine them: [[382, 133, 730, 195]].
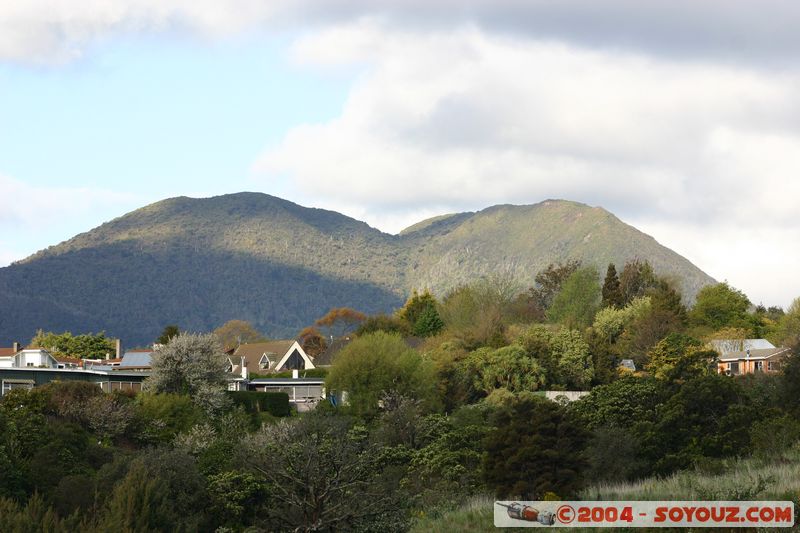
[[250, 368, 329, 379], [227, 391, 290, 417]]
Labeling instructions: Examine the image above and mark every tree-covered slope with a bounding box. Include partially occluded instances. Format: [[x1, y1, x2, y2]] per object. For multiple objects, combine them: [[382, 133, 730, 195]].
[[399, 200, 713, 299], [0, 193, 714, 345]]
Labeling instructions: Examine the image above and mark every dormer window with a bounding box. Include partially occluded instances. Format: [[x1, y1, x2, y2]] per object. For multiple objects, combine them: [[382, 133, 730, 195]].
[[259, 354, 271, 370]]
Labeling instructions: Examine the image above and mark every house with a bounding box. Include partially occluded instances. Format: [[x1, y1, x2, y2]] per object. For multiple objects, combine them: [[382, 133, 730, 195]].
[[228, 341, 314, 378], [618, 359, 637, 372], [0, 365, 149, 395], [0, 348, 60, 369], [56, 357, 83, 369], [246, 376, 326, 412], [717, 347, 791, 375]]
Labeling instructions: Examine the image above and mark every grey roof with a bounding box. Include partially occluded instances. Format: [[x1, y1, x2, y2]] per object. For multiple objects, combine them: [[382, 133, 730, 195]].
[[710, 338, 776, 355], [618, 359, 636, 371], [231, 341, 296, 372], [314, 338, 351, 366], [120, 351, 153, 367], [718, 347, 791, 362]]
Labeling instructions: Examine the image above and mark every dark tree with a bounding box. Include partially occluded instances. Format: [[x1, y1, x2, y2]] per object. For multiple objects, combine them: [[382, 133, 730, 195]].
[[483, 397, 588, 499], [242, 414, 409, 532], [645, 375, 754, 474], [355, 314, 412, 337], [601, 263, 623, 309], [399, 290, 445, 337], [527, 260, 581, 314], [156, 324, 180, 345], [413, 305, 445, 337], [779, 344, 800, 417], [619, 259, 657, 305]]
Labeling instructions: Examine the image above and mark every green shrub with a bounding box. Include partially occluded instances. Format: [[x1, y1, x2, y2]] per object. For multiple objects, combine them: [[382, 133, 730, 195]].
[[227, 391, 290, 417]]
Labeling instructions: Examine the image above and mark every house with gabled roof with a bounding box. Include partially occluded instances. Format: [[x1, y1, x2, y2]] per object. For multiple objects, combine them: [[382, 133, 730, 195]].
[[0, 348, 60, 369], [228, 340, 314, 378], [717, 347, 791, 375]]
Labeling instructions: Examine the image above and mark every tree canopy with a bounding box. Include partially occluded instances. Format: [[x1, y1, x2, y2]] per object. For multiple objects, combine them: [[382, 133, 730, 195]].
[[689, 282, 751, 333], [547, 266, 601, 330], [314, 307, 367, 340], [325, 332, 438, 418], [29, 330, 116, 359], [212, 320, 267, 350], [144, 332, 230, 415]]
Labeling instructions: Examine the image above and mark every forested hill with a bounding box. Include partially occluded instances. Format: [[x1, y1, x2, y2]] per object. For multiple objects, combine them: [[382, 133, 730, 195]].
[[0, 193, 714, 345]]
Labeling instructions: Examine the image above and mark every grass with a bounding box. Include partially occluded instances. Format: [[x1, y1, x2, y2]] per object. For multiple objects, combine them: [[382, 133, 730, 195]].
[[583, 448, 800, 502], [410, 449, 800, 532], [409, 495, 498, 533]]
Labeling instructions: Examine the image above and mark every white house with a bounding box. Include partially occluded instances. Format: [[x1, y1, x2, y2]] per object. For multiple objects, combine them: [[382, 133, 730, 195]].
[[0, 348, 60, 369]]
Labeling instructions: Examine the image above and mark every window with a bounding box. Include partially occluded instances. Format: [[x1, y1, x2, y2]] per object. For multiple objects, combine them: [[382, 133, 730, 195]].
[[755, 361, 764, 372], [729, 362, 739, 375], [26, 362, 34, 367], [2, 380, 34, 395], [259, 355, 270, 370], [768, 361, 775, 371]]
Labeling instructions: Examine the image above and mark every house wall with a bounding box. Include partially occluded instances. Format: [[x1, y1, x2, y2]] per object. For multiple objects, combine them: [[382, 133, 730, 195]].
[[17, 350, 55, 368], [717, 357, 782, 375], [0, 368, 148, 395]]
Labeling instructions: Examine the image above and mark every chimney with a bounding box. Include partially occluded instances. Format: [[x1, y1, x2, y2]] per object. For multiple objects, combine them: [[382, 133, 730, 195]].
[[116, 338, 122, 358], [12, 342, 20, 353], [746, 349, 750, 359], [240, 356, 248, 379]]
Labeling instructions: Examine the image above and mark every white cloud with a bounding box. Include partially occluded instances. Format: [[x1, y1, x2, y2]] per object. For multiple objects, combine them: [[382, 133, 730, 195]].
[[0, 174, 139, 264], [0, 0, 279, 63], [0, 174, 131, 227], [252, 22, 800, 306], [634, 220, 800, 309], [257, 23, 800, 220], [4, 1, 800, 65]]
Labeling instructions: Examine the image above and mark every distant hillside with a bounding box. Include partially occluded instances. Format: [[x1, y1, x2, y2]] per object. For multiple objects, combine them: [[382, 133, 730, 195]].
[[398, 200, 712, 299], [0, 193, 714, 345]]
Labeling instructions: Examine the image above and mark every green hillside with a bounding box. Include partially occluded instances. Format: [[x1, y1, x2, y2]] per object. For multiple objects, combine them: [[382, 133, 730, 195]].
[[0, 193, 714, 345], [399, 200, 711, 299]]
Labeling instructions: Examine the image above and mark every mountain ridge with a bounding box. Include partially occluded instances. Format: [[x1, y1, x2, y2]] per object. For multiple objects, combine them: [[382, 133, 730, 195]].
[[0, 193, 715, 344]]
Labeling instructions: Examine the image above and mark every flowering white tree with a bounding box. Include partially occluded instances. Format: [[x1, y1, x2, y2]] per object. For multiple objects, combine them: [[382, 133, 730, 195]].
[[144, 332, 231, 415]]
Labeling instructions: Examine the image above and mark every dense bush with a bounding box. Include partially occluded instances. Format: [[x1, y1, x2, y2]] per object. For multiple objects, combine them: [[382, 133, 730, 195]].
[[228, 391, 291, 417], [483, 396, 588, 499]]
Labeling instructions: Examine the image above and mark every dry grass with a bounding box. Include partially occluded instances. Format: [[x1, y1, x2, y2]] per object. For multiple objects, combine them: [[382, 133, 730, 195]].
[[411, 449, 800, 532], [583, 447, 800, 502], [409, 495, 499, 533]]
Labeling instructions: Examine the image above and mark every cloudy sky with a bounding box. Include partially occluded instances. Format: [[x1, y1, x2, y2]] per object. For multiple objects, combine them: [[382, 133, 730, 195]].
[[2, 1, 800, 307]]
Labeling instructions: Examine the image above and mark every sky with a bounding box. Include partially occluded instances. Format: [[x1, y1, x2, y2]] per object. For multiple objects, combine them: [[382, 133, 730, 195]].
[[2, 1, 800, 308]]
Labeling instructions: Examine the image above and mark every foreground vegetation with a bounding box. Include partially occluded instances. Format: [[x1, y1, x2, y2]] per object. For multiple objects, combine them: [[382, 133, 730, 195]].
[[5, 258, 800, 531]]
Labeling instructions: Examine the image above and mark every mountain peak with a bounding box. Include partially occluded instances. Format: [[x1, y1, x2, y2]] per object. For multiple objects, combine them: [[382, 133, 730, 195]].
[[0, 192, 714, 344]]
